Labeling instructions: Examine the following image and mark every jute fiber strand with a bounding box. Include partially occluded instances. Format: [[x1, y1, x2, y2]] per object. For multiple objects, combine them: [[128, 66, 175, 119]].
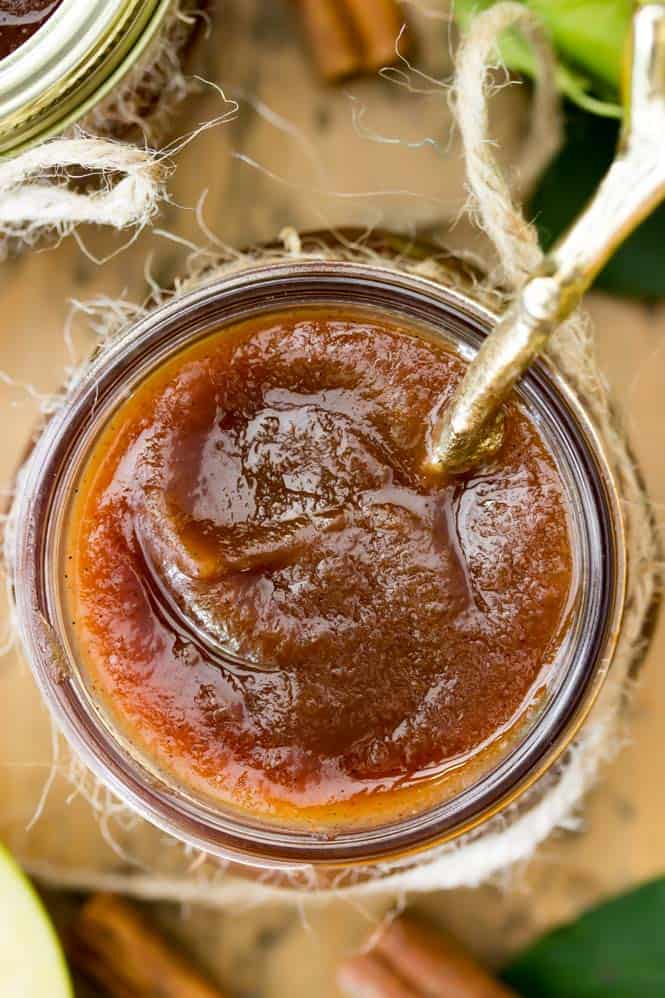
[[2, 3, 658, 902], [0, 0, 202, 257]]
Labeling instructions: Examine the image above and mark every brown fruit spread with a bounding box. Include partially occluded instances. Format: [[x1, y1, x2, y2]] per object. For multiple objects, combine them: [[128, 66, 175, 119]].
[[0, 0, 62, 59], [64, 309, 574, 828]]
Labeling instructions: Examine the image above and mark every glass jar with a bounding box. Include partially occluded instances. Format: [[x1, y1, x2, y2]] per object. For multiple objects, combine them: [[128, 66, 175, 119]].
[[0, 0, 188, 156], [10, 258, 626, 879]]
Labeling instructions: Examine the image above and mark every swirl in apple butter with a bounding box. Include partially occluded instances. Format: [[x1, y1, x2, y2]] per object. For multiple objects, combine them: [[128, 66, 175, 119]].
[[64, 309, 573, 826]]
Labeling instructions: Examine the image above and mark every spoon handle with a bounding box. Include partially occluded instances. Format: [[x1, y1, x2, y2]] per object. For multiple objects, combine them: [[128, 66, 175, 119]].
[[430, 3, 665, 475]]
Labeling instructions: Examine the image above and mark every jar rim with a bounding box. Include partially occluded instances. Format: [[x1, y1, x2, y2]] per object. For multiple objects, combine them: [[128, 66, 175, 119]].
[[11, 259, 627, 871], [0, 0, 171, 156]]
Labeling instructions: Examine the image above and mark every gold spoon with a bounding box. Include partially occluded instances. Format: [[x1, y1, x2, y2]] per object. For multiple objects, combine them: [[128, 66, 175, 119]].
[[429, 2, 665, 475]]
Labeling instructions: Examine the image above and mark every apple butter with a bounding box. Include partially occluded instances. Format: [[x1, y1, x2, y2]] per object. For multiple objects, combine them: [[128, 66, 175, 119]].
[[0, 1, 63, 59], [64, 308, 574, 826]]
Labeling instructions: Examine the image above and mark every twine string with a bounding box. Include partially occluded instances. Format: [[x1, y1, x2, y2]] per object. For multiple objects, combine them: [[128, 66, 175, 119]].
[[0, 137, 168, 254], [453, 1, 561, 288]]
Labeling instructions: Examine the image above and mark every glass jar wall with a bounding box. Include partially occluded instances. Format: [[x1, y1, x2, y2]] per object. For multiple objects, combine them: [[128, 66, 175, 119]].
[[10, 259, 626, 877]]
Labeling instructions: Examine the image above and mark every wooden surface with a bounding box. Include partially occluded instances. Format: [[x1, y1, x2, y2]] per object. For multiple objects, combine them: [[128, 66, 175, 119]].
[[1, 2, 664, 995]]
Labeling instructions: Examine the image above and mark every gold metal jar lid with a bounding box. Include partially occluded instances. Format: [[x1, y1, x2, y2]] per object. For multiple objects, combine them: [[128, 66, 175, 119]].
[[0, 0, 173, 157]]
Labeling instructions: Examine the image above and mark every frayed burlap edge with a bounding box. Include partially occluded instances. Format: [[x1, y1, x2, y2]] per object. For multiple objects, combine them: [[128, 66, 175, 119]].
[[85, 0, 205, 147]]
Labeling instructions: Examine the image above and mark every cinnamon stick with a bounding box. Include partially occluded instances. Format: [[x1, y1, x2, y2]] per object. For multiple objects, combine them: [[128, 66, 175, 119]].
[[341, 0, 409, 72], [338, 953, 416, 998], [292, 0, 362, 82], [339, 914, 518, 998], [68, 893, 224, 998]]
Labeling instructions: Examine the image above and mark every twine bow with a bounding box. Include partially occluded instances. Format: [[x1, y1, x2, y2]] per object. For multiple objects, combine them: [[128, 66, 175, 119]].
[[0, 136, 168, 256]]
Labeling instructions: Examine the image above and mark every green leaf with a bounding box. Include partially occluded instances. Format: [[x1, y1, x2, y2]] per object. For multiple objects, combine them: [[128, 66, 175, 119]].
[[553, 65, 621, 119], [529, 106, 665, 298], [502, 878, 665, 996], [521, 0, 631, 91], [454, 0, 626, 117]]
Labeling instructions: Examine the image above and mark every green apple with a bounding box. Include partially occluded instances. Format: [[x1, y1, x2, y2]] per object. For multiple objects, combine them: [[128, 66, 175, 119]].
[[0, 843, 72, 997]]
